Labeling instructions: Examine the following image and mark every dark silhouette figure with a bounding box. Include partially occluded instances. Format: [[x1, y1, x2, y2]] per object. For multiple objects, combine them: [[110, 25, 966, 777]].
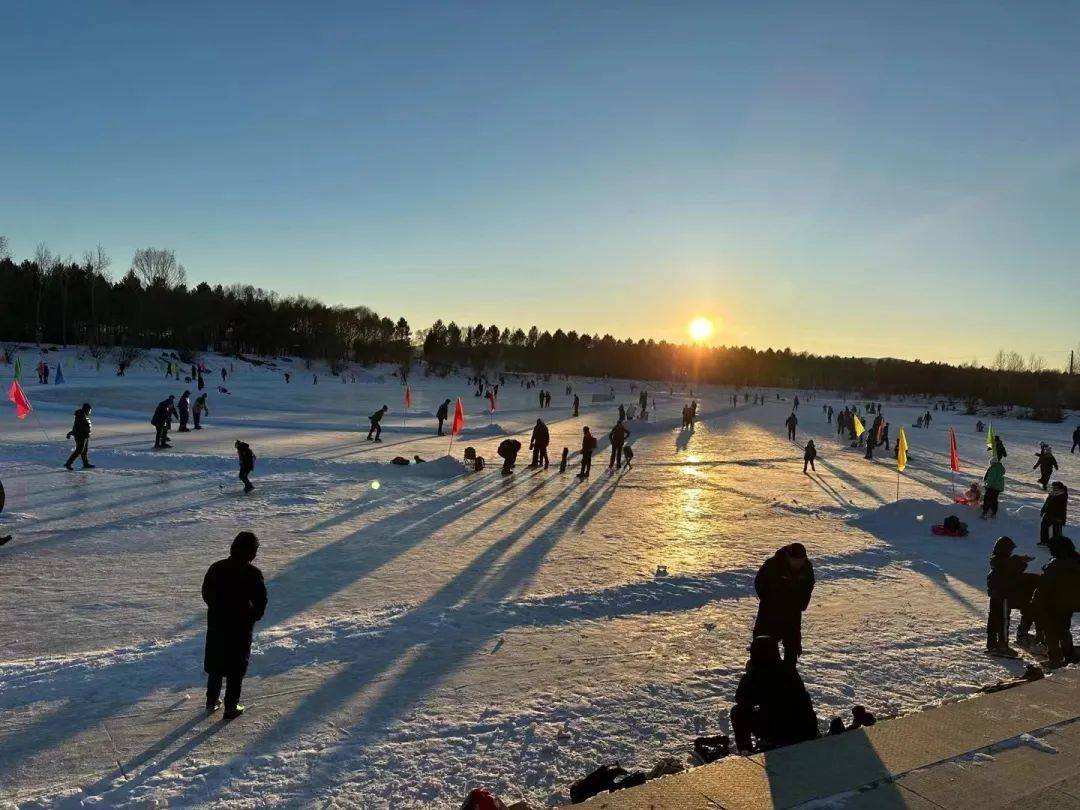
[[436, 399, 451, 436], [785, 413, 798, 441], [982, 459, 1005, 518], [803, 440, 816, 473], [994, 435, 1007, 460], [151, 395, 179, 448], [730, 636, 818, 753], [1072, 426, 1080, 454], [1040, 482, 1068, 545], [608, 420, 630, 469], [559, 447, 569, 473], [64, 403, 94, 470], [367, 405, 388, 441], [178, 390, 192, 432], [986, 536, 1033, 653], [618, 403, 626, 423], [193, 393, 209, 429], [579, 427, 597, 477], [753, 543, 815, 665], [530, 419, 550, 469], [497, 438, 522, 474], [1030, 536, 1080, 667], [544, 390, 551, 408], [572, 394, 580, 417], [1034, 445, 1058, 490], [235, 440, 255, 492], [1, 478, 11, 546], [202, 531, 267, 719]]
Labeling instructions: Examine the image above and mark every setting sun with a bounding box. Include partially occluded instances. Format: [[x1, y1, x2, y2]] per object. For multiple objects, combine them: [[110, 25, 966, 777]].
[[688, 317, 714, 342]]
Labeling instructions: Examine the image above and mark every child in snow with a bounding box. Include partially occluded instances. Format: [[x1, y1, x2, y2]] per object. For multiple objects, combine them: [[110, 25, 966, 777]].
[[982, 458, 1006, 518], [235, 440, 255, 492], [622, 444, 635, 469], [803, 440, 817, 473], [1040, 482, 1069, 545], [986, 537, 1032, 655], [367, 405, 388, 441]]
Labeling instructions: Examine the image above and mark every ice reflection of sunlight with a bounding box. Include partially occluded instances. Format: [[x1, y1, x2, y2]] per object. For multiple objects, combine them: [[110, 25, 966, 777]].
[[681, 454, 704, 477]]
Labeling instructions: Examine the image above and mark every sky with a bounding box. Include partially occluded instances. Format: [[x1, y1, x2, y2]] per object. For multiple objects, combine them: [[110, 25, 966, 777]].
[[2, 1, 1079, 365]]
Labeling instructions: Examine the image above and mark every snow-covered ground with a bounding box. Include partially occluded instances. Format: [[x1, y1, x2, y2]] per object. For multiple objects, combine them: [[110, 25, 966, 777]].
[[1, 347, 1077, 808]]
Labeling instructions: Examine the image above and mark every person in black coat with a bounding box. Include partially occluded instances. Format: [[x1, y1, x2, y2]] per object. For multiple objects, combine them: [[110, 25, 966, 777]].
[[730, 636, 818, 753], [151, 395, 179, 448], [608, 421, 630, 469], [530, 419, 550, 469], [753, 543, 815, 664], [1030, 536, 1080, 667], [202, 531, 267, 718], [994, 435, 1007, 461], [802, 440, 817, 474], [1034, 445, 1059, 490], [497, 438, 522, 474], [785, 413, 798, 441], [617, 403, 626, 423], [578, 427, 597, 477], [986, 536, 1034, 652], [367, 405, 388, 441], [1040, 482, 1069, 545], [235, 440, 256, 492], [64, 403, 95, 470], [177, 390, 192, 432], [572, 394, 580, 418], [436, 399, 451, 436], [1072, 426, 1080, 455]]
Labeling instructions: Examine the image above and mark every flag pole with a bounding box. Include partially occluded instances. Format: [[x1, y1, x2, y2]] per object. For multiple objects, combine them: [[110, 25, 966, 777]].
[[896, 468, 900, 502]]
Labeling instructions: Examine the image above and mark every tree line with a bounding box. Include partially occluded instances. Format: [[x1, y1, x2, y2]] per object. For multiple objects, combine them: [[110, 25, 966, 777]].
[[1, 238, 1077, 414]]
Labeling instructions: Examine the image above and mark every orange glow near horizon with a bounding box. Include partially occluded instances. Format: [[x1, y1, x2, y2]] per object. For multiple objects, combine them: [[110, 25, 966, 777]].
[[688, 317, 715, 343]]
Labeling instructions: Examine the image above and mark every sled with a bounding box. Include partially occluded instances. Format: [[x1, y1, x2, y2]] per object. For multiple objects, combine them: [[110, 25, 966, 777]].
[[953, 495, 980, 506], [931, 525, 968, 538]]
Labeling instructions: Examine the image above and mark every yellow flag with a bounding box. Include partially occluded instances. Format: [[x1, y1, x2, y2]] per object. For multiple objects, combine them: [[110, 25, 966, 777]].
[[852, 414, 865, 437], [897, 427, 909, 472]]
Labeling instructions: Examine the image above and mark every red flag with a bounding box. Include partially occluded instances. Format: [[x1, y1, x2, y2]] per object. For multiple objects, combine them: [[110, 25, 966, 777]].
[[8, 379, 32, 420], [948, 427, 960, 472], [487, 391, 496, 413], [451, 397, 465, 435], [404, 385, 412, 409]]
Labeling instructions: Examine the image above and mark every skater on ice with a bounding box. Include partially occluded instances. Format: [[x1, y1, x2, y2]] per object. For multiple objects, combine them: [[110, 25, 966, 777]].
[[235, 440, 256, 492], [64, 403, 94, 470], [177, 390, 191, 432], [151, 395, 179, 449], [367, 405, 388, 441], [753, 543, 814, 665], [201, 531, 267, 719]]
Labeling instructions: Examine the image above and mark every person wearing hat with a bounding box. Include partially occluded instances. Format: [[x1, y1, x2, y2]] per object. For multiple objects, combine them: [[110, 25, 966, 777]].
[[1040, 482, 1069, 545], [151, 394, 179, 449], [1030, 536, 1080, 667], [1034, 444, 1059, 491], [753, 543, 815, 665], [986, 537, 1033, 655], [64, 403, 94, 470], [202, 531, 267, 719]]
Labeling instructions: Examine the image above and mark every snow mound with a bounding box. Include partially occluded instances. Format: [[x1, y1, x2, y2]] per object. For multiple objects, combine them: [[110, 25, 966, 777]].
[[459, 423, 506, 437], [406, 455, 466, 478]]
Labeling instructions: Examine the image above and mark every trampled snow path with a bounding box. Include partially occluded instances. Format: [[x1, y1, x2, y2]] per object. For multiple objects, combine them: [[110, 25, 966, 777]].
[[1, 349, 1077, 807]]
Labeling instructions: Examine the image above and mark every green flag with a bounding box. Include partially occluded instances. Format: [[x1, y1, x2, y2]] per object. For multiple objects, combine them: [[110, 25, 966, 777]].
[[986, 422, 994, 452], [13, 357, 21, 380]]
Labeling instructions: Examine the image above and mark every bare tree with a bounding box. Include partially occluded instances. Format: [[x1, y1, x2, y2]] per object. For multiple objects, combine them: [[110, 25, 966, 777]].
[[1027, 353, 1047, 373], [32, 243, 54, 345], [0, 235, 10, 261], [131, 247, 186, 288], [83, 244, 112, 345]]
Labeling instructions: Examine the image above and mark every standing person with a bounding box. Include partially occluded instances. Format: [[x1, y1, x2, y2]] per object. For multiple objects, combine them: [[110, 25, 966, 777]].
[[436, 399, 451, 436], [827, 405, 834, 424], [1072, 425, 1080, 454], [193, 393, 209, 429], [793, 395, 800, 411], [690, 399, 698, 425], [924, 410, 932, 428], [234, 440, 256, 492], [982, 457, 1006, 519], [639, 390, 648, 412], [572, 394, 580, 417], [366, 405, 388, 442], [538, 390, 545, 409], [1034, 444, 1058, 491], [64, 403, 95, 470], [618, 403, 626, 423], [986, 537, 1033, 655], [177, 390, 192, 432], [730, 636, 818, 754], [152, 395, 178, 449], [994, 435, 1007, 461], [1040, 482, 1069, 545], [803, 440, 817, 474], [530, 419, 550, 469], [201, 531, 267, 719], [0, 477, 10, 546], [753, 543, 815, 665], [1030, 536, 1080, 668], [608, 420, 630, 470], [785, 412, 798, 441], [544, 390, 551, 408], [864, 430, 875, 460], [880, 422, 891, 451], [578, 427, 597, 478], [221, 367, 227, 383]]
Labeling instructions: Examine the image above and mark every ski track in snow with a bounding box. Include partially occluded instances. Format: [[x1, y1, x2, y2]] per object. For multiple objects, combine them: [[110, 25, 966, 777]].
[[1, 348, 1078, 807]]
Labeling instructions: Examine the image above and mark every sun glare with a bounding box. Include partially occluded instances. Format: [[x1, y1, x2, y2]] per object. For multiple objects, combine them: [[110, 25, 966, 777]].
[[689, 317, 714, 342]]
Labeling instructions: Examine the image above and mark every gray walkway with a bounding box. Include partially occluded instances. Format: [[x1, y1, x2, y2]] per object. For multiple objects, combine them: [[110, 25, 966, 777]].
[[572, 669, 1080, 809]]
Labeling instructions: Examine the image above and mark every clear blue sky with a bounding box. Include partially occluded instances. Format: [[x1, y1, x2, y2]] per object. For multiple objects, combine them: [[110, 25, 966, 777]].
[[2, 2, 1078, 364]]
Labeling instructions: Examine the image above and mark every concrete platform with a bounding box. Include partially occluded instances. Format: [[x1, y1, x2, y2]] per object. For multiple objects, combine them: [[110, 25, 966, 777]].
[[571, 669, 1080, 809]]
